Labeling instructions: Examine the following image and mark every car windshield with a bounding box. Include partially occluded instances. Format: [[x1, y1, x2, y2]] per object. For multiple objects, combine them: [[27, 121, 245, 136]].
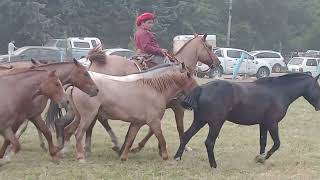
[[288, 58, 303, 65]]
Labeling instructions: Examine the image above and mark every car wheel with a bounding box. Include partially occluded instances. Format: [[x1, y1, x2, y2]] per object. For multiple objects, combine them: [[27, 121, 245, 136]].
[[272, 64, 281, 73], [256, 67, 270, 79], [209, 66, 223, 78]]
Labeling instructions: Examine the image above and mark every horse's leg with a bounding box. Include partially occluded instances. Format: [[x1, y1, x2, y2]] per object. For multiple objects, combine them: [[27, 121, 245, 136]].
[[255, 123, 268, 163], [148, 120, 168, 160], [84, 117, 97, 156], [1, 128, 21, 164], [29, 115, 60, 161], [170, 101, 192, 151], [75, 111, 97, 163], [265, 123, 280, 160], [98, 117, 120, 152], [130, 129, 153, 153], [5, 120, 29, 155], [36, 128, 47, 152], [205, 121, 224, 168], [174, 117, 206, 160], [120, 123, 142, 161], [64, 114, 80, 145]]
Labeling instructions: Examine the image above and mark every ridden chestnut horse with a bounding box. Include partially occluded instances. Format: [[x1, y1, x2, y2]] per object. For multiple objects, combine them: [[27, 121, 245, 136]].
[[1, 60, 99, 159], [61, 63, 198, 162], [51, 33, 220, 155], [175, 73, 320, 168], [0, 69, 67, 165]]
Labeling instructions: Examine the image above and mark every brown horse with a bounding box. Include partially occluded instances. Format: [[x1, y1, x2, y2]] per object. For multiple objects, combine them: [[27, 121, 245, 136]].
[[62, 63, 197, 162], [54, 34, 220, 155], [0, 60, 99, 160], [0, 69, 67, 165]]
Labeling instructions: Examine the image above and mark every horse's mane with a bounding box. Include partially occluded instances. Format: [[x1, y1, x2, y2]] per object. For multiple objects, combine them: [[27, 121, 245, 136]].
[[255, 73, 312, 85], [0, 67, 46, 77], [174, 36, 198, 56], [87, 46, 107, 64], [140, 71, 190, 93]]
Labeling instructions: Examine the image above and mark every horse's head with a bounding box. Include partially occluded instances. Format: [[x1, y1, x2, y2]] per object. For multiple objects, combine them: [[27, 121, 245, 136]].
[[33, 70, 69, 107], [303, 74, 320, 111], [194, 33, 220, 68], [66, 59, 99, 97]]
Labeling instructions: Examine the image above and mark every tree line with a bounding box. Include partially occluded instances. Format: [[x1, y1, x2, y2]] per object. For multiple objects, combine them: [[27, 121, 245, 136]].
[[0, 0, 319, 54]]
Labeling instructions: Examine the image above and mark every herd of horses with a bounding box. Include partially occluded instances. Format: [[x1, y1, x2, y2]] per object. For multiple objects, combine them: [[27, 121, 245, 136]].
[[0, 34, 319, 169]]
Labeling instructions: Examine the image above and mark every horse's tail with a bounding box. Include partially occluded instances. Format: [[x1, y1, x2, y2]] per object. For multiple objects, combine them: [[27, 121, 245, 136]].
[[45, 101, 63, 129], [180, 86, 202, 110]]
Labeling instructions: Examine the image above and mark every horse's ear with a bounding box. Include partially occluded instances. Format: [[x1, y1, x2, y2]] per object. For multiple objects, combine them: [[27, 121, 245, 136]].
[[73, 58, 80, 66], [193, 33, 198, 37], [49, 70, 57, 77], [202, 33, 207, 41], [315, 74, 320, 81]]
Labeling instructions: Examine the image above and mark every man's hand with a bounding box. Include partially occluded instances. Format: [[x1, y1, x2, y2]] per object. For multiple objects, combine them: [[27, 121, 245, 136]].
[[161, 48, 168, 56]]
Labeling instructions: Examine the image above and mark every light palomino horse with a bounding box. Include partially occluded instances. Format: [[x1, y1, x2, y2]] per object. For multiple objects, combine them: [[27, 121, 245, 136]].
[[61, 63, 198, 162], [0, 69, 67, 165], [0, 60, 99, 160], [58, 33, 220, 155]]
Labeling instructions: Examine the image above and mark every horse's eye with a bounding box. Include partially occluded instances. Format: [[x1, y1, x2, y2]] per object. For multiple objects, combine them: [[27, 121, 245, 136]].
[[84, 72, 89, 77], [55, 83, 60, 87]]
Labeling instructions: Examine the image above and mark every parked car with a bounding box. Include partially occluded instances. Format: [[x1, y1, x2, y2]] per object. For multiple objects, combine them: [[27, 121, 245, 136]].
[[287, 57, 320, 77], [196, 48, 272, 79], [249, 50, 286, 73], [78, 48, 135, 67], [305, 50, 320, 58], [0, 46, 64, 63], [44, 37, 101, 60]]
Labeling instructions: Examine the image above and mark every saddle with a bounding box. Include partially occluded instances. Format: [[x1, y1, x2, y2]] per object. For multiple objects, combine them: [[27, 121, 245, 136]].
[[130, 49, 172, 71]]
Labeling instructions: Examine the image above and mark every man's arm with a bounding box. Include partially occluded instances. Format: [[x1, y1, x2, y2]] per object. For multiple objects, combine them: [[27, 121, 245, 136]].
[[139, 33, 163, 55]]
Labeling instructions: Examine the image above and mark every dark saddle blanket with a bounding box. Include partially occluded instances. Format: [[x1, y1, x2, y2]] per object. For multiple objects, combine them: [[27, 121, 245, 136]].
[[130, 54, 168, 70]]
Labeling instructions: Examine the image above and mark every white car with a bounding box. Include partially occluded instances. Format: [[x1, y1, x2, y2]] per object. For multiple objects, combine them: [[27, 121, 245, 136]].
[[249, 50, 286, 73], [78, 48, 135, 67], [287, 57, 320, 77], [205, 48, 272, 79]]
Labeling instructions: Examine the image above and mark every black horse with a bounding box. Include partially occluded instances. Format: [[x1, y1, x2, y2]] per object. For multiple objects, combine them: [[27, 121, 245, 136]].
[[174, 73, 320, 168]]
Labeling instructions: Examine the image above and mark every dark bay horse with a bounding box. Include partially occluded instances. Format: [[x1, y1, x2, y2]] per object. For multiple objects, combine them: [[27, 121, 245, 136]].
[[51, 33, 220, 155], [0, 69, 67, 165], [1, 60, 99, 159], [61, 63, 197, 162], [174, 73, 320, 168]]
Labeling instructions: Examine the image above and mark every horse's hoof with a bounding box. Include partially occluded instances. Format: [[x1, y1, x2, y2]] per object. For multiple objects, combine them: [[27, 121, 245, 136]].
[[184, 146, 193, 152], [51, 155, 61, 164], [255, 154, 266, 164], [112, 146, 121, 153], [78, 158, 86, 164], [85, 151, 92, 157], [162, 153, 169, 160], [174, 156, 181, 161], [120, 154, 128, 161], [129, 147, 141, 154]]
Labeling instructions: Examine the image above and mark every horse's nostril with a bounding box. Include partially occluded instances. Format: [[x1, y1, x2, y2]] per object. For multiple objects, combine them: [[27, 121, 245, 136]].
[[96, 89, 99, 93], [66, 100, 70, 104]]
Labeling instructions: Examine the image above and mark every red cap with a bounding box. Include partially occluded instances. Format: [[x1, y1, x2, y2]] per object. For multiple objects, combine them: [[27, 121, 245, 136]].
[[136, 12, 155, 26]]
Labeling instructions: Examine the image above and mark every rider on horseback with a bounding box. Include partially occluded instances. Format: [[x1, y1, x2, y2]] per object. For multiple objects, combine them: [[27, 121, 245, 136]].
[[133, 12, 169, 68]]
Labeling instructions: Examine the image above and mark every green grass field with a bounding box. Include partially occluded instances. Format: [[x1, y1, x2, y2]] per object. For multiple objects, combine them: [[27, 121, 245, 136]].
[[0, 78, 320, 180]]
